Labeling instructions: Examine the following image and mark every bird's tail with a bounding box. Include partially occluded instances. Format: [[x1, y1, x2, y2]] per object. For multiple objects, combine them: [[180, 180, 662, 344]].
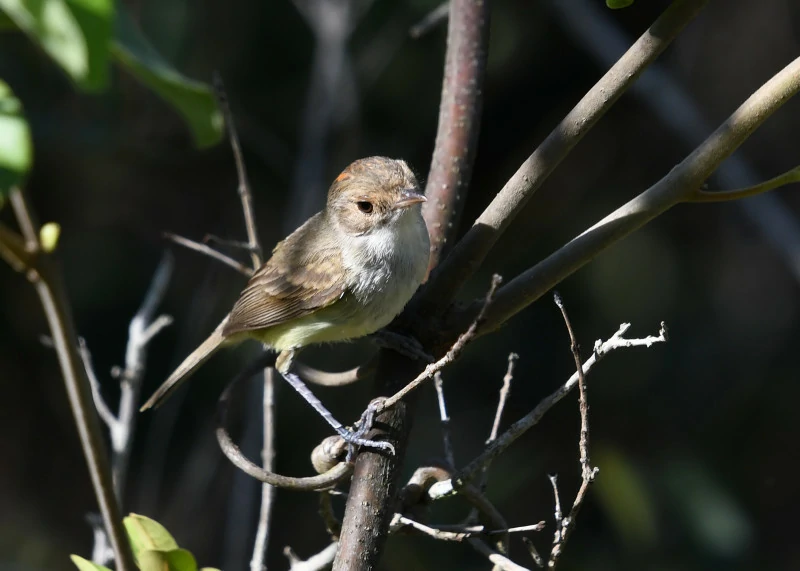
[[140, 320, 228, 411]]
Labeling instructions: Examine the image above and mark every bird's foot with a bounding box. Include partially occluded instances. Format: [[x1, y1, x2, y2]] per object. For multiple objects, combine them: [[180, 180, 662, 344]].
[[338, 400, 395, 461]]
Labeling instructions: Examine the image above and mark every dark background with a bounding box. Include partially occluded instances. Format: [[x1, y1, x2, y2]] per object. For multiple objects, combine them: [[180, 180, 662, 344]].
[[2, 0, 800, 569]]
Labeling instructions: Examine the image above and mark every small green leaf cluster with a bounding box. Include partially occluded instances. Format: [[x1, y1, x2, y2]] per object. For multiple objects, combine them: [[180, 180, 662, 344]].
[[0, 0, 223, 199], [70, 513, 221, 571]]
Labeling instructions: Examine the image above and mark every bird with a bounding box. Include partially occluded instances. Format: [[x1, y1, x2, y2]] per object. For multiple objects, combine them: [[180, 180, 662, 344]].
[[140, 157, 431, 451]]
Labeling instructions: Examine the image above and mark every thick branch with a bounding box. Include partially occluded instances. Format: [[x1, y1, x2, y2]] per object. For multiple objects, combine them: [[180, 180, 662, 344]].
[[419, 0, 708, 310], [477, 55, 800, 334], [422, 0, 490, 271]]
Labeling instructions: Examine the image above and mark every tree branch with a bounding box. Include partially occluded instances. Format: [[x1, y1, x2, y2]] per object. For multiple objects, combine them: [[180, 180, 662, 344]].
[[421, 0, 490, 271], [1, 188, 136, 571], [475, 54, 800, 335], [427, 322, 668, 500], [688, 166, 800, 203], [419, 0, 709, 312]]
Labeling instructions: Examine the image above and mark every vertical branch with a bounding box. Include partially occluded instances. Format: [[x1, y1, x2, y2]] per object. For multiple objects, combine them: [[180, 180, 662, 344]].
[[420, 0, 709, 310], [332, 352, 416, 571], [214, 78, 275, 570], [422, 0, 490, 272], [5, 188, 136, 571], [250, 367, 277, 571], [332, 0, 492, 557]]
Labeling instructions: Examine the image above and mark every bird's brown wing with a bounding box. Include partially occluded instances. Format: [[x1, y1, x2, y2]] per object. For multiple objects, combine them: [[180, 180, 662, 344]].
[[222, 213, 347, 337]]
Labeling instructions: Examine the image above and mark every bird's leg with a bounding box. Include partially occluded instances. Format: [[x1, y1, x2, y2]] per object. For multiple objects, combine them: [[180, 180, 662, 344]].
[[370, 329, 434, 363], [278, 370, 395, 459]]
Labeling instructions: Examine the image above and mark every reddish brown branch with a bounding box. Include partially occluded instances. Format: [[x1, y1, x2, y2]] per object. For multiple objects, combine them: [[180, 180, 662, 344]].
[[422, 0, 490, 273], [419, 0, 709, 311]]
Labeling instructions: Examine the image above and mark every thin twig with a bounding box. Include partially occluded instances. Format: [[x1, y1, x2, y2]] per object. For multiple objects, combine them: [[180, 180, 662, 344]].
[[164, 232, 253, 277], [251, 368, 277, 571], [216, 355, 353, 491], [688, 165, 800, 203], [214, 74, 277, 571], [549, 293, 598, 568], [294, 358, 375, 387], [2, 188, 136, 571], [434, 372, 456, 469], [409, 2, 450, 38], [213, 73, 262, 267], [380, 274, 502, 410], [522, 537, 544, 569], [466, 539, 532, 571], [553, 293, 595, 480], [488, 353, 518, 444], [285, 542, 339, 571], [427, 323, 668, 500], [420, 0, 709, 312]]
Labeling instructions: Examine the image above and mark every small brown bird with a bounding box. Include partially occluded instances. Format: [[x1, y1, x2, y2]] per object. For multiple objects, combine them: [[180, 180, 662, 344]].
[[141, 157, 430, 448]]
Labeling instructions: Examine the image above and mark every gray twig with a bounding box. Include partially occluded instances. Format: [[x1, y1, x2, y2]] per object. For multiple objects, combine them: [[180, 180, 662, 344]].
[[285, 542, 339, 571], [164, 232, 253, 277], [380, 274, 502, 410], [433, 372, 456, 469], [427, 322, 668, 500]]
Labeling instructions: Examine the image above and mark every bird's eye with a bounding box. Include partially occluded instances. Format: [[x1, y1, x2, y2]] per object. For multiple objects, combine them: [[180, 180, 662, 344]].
[[356, 201, 373, 214]]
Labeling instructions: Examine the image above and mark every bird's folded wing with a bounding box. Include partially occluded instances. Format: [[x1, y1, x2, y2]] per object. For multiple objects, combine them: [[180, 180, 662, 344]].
[[223, 214, 346, 336]]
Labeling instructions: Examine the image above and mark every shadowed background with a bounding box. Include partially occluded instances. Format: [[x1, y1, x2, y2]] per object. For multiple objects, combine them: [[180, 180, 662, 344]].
[[2, 0, 800, 569]]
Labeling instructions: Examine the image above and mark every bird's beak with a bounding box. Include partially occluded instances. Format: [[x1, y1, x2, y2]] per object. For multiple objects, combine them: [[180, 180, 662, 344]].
[[393, 188, 427, 210]]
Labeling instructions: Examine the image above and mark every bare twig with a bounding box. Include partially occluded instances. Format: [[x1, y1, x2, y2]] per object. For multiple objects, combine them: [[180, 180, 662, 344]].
[[213, 74, 263, 267], [409, 2, 449, 38], [285, 542, 339, 571], [488, 353, 518, 444], [434, 372, 456, 469], [553, 294, 595, 480], [214, 75, 276, 571], [380, 274, 501, 410], [251, 368, 277, 571], [522, 537, 544, 569], [420, 0, 709, 311], [294, 358, 375, 387], [392, 516, 544, 541], [427, 323, 668, 500], [216, 356, 352, 492], [548, 293, 598, 569], [164, 232, 253, 277], [1, 188, 136, 571], [467, 539, 532, 571], [688, 166, 800, 203], [421, 0, 490, 272]]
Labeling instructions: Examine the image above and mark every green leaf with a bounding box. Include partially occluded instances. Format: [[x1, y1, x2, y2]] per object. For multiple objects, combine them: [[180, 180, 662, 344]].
[[0, 0, 113, 91], [111, 7, 222, 148], [606, 0, 635, 7], [138, 549, 198, 571], [69, 555, 113, 571], [0, 80, 32, 198], [124, 513, 179, 561]]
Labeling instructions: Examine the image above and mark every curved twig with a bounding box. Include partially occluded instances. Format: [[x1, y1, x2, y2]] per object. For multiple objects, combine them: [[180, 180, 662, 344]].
[[293, 357, 376, 387], [216, 364, 353, 492]]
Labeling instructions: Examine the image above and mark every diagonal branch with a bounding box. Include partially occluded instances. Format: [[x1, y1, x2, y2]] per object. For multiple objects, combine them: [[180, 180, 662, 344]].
[[419, 0, 709, 311], [1, 188, 136, 571], [475, 54, 800, 336]]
